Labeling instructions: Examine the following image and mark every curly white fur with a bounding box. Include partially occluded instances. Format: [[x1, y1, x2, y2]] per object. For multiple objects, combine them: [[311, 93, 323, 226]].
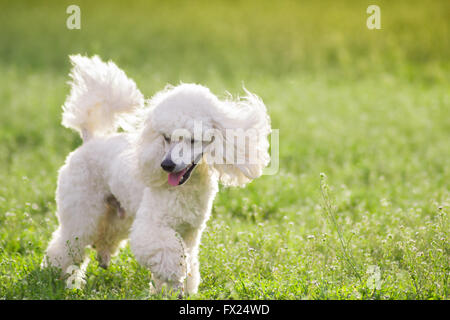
[[62, 55, 144, 140], [43, 55, 271, 296]]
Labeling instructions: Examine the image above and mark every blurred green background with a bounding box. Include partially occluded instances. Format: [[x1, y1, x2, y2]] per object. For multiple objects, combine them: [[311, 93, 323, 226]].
[[0, 0, 448, 299]]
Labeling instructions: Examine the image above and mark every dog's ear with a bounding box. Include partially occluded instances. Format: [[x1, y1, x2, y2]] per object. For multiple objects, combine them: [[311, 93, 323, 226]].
[[136, 111, 167, 186], [209, 89, 271, 187]]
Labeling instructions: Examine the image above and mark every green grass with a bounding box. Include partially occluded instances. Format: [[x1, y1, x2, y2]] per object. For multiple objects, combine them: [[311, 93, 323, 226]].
[[0, 0, 448, 299]]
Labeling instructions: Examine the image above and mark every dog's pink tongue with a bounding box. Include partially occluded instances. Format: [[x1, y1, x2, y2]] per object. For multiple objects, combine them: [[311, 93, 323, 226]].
[[168, 169, 187, 186]]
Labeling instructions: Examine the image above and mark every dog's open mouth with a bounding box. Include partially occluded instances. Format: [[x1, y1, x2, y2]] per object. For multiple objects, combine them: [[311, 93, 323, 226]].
[[168, 163, 197, 186]]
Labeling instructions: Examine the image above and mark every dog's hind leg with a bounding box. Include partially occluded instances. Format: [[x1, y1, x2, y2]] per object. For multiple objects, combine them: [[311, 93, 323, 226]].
[[43, 163, 108, 284], [43, 223, 91, 286], [91, 194, 130, 269], [44, 199, 108, 288], [93, 215, 126, 269]]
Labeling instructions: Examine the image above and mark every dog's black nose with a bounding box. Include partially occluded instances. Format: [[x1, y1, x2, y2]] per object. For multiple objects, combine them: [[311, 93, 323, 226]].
[[161, 159, 176, 172]]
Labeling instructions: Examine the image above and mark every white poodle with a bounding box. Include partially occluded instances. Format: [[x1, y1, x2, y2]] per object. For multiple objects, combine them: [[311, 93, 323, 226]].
[[42, 55, 271, 296]]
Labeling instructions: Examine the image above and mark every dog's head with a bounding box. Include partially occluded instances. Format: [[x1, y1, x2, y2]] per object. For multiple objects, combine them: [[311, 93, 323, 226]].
[[138, 83, 271, 188]]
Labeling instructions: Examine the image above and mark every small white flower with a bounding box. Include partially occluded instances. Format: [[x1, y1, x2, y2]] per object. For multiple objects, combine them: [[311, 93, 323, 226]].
[[366, 265, 382, 290], [65, 265, 85, 290]]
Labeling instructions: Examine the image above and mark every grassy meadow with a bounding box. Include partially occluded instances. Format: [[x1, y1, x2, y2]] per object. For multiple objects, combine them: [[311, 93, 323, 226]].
[[0, 0, 448, 299]]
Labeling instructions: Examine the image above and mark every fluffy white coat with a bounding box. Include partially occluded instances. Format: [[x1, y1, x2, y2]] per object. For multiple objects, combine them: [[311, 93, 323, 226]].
[[43, 55, 271, 295]]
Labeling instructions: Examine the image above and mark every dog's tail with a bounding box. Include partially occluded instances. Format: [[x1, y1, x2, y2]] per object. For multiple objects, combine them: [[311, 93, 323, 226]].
[[61, 55, 144, 142]]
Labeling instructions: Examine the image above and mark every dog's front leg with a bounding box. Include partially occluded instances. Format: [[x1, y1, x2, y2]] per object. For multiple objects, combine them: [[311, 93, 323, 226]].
[[130, 189, 187, 297]]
